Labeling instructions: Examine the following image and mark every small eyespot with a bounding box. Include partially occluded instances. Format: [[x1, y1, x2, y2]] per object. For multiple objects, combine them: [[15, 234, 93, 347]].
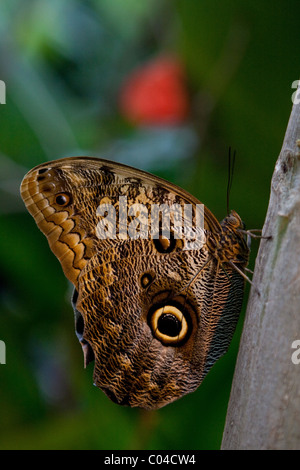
[[55, 192, 72, 207], [148, 304, 190, 346], [141, 273, 154, 288], [153, 236, 177, 253]]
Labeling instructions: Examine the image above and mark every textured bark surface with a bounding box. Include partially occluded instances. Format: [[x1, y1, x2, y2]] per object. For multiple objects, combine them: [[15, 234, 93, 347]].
[[221, 97, 300, 449]]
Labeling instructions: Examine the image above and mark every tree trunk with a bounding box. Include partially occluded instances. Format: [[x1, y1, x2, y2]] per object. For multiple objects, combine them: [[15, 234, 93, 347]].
[[221, 93, 300, 449]]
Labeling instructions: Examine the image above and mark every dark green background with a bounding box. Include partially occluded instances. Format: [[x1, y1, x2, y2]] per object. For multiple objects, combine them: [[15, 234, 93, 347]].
[[0, 0, 298, 450]]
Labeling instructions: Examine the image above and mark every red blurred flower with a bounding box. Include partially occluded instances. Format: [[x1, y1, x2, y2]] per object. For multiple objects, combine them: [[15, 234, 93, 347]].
[[119, 56, 189, 126]]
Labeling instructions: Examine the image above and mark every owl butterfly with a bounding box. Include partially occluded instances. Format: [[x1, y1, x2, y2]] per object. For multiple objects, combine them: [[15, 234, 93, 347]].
[[20, 157, 249, 410]]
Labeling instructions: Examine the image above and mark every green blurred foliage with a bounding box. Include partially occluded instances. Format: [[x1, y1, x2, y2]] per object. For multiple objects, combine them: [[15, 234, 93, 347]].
[[0, 0, 298, 450]]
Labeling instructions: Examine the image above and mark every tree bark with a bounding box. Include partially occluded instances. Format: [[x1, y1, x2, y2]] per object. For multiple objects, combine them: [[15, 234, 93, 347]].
[[221, 94, 300, 449]]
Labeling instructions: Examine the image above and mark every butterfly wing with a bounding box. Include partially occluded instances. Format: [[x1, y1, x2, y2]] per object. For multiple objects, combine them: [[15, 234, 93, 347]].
[[21, 156, 245, 409]]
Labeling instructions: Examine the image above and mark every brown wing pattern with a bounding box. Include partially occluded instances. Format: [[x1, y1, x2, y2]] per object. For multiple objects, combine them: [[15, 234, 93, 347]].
[[21, 156, 249, 409]]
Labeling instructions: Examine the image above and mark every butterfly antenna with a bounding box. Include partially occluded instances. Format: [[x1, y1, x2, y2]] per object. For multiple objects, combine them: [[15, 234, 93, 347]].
[[227, 147, 236, 215]]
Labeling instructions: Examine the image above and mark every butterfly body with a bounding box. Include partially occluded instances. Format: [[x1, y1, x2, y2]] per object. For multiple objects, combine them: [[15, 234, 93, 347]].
[[21, 157, 249, 409]]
